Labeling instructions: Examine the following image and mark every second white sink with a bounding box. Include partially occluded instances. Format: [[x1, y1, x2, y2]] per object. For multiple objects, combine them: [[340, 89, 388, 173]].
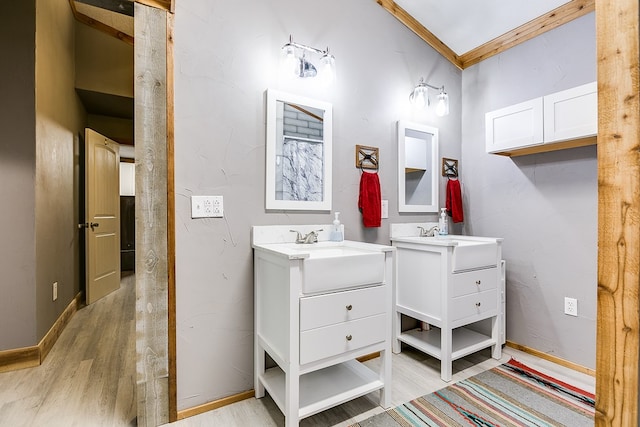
[[390, 235, 500, 272]]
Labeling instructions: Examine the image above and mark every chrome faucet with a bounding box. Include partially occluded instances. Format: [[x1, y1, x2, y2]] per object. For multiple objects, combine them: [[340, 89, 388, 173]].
[[290, 229, 323, 244], [417, 225, 439, 237]]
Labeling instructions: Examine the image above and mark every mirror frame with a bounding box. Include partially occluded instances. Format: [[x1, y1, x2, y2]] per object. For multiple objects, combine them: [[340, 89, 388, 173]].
[[265, 89, 333, 211], [397, 120, 439, 213]]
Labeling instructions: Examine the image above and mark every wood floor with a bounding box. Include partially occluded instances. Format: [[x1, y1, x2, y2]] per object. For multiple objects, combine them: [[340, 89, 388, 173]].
[[0, 273, 594, 426], [0, 272, 136, 427], [167, 346, 594, 427]]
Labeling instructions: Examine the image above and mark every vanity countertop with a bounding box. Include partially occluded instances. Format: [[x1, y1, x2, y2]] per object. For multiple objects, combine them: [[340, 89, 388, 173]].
[[390, 234, 503, 247], [253, 239, 394, 259]]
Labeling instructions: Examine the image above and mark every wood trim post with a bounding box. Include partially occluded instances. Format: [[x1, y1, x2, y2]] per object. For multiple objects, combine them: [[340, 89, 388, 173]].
[[166, 10, 177, 424], [596, 0, 640, 425], [135, 4, 170, 426]]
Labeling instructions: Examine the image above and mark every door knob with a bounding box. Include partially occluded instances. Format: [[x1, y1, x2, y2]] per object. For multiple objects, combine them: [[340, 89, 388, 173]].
[[78, 223, 89, 229], [90, 222, 100, 231]]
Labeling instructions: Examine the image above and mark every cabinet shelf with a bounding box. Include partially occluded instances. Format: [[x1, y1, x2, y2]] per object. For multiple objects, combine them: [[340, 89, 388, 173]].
[[260, 360, 384, 420], [398, 327, 496, 361]]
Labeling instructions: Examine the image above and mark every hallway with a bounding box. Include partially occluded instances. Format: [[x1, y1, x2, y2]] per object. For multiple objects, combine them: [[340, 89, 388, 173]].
[[0, 273, 136, 426]]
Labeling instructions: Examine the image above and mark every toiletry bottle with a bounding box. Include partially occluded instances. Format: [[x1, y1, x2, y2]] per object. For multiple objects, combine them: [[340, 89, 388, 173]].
[[330, 212, 344, 241], [439, 208, 448, 236]]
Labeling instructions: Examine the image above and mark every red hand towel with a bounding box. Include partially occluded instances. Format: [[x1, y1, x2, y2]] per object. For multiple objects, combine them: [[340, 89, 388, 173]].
[[358, 171, 381, 227], [446, 178, 464, 223]]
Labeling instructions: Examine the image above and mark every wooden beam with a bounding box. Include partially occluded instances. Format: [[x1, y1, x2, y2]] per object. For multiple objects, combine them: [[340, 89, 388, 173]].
[[376, 0, 463, 70], [596, 0, 640, 425], [69, 0, 134, 45], [460, 0, 594, 68], [135, 4, 170, 426], [166, 10, 178, 424], [135, 0, 173, 13]]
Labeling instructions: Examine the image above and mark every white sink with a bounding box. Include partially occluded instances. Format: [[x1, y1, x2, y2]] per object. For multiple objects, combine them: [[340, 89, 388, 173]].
[[392, 235, 499, 272], [273, 242, 386, 294]]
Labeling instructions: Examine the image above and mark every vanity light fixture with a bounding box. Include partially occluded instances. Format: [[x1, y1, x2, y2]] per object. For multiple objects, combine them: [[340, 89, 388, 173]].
[[281, 35, 336, 85], [409, 78, 450, 117]]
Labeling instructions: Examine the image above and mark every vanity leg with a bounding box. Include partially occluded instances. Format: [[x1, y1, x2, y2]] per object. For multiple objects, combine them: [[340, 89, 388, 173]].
[[490, 315, 502, 360], [392, 311, 402, 353], [378, 348, 392, 408], [284, 368, 300, 427], [254, 341, 265, 398], [441, 327, 452, 382]]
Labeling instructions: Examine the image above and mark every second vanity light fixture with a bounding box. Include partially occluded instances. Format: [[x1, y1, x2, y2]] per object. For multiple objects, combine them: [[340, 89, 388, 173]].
[[409, 77, 450, 117], [281, 35, 336, 86]]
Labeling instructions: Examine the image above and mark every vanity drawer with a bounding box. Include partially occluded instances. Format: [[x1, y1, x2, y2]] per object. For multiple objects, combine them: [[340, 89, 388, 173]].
[[300, 314, 386, 365], [451, 268, 497, 298], [451, 289, 497, 323], [299, 285, 386, 331]]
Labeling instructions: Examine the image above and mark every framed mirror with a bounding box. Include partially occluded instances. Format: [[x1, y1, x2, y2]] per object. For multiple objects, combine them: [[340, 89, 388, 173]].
[[265, 89, 333, 211], [397, 120, 439, 212]]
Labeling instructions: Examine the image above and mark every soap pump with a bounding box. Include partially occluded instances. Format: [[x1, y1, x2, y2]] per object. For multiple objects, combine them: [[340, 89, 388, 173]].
[[438, 208, 448, 236], [330, 212, 344, 242]]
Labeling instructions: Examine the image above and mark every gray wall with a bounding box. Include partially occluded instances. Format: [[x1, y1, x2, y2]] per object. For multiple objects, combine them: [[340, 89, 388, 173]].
[[173, 0, 461, 409], [0, 1, 37, 350], [0, 0, 85, 351], [461, 13, 597, 368], [35, 0, 85, 341]]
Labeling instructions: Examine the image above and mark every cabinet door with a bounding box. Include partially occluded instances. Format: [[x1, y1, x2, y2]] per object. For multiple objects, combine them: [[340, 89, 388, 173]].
[[543, 82, 597, 143], [485, 98, 543, 153]]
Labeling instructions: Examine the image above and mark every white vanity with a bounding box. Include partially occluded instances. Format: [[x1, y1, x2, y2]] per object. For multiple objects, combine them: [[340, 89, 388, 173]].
[[252, 225, 394, 426], [390, 223, 505, 382]]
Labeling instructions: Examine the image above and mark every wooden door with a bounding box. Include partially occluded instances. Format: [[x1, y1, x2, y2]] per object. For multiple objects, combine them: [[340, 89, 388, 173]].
[[85, 128, 121, 304]]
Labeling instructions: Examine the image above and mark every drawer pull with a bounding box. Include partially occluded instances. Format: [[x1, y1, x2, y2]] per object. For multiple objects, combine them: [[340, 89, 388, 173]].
[[476, 280, 481, 285], [475, 302, 481, 307], [346, 334, 353, 341], [346, 304, 353, 311]]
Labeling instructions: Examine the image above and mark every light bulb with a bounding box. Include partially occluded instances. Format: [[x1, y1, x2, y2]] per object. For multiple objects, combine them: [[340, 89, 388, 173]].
[[319, 53, 336, 86], [410, 85, 429, 109], [281, 44, 298, 78], [436, 91, 449, 117]]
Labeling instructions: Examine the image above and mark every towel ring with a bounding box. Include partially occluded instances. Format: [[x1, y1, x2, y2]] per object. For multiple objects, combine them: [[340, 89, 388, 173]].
[[356, 145, 379, 171], [442, 157, 458, 178]]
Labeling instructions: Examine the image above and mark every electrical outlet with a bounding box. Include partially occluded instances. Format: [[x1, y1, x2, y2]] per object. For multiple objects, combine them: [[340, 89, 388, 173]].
[[191, 195, 224, 218], [564, 297, 577, 316], [381, 200, 389, 219], [53, 282, 58, 301]]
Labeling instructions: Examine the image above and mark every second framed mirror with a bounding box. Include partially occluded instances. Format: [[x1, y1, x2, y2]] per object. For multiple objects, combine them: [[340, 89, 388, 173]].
[[397, 120, 439, 213]]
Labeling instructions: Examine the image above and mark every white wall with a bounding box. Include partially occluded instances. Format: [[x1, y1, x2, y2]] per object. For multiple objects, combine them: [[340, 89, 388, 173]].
[[174, 0, 461, 409], [461, 13, 597, 368]]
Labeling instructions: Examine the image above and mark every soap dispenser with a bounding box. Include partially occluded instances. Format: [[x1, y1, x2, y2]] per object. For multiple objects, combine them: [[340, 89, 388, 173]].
[[330, 212, 344, 242], [438, 208, 448, 236]]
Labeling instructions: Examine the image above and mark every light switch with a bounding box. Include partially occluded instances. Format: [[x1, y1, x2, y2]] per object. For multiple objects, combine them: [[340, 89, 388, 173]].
[[191, 195, 224, 218], [381, 199, 389, 219]]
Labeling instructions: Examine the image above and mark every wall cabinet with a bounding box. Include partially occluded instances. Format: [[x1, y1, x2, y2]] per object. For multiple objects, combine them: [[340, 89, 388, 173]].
[[252, 225, 393, 427], [486, 82, 597, 156]]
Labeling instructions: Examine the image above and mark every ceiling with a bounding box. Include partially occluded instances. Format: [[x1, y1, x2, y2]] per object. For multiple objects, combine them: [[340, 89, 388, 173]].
[[394, 0, 572, 55], [377, 0, 594, 69]]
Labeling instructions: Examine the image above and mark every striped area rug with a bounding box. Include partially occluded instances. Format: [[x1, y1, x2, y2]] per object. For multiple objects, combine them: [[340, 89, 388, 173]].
[[352, 359, 595, 427]]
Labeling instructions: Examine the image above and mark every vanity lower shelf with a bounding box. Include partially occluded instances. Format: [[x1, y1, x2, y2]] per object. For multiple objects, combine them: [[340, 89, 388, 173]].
[[398, 326, 496, 361], [260, 360, 384, 420]]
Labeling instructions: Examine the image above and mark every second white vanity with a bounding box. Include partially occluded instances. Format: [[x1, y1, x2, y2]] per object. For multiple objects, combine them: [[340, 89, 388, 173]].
[[390, 223, 505, 382], [252, 225, 394, 427]]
